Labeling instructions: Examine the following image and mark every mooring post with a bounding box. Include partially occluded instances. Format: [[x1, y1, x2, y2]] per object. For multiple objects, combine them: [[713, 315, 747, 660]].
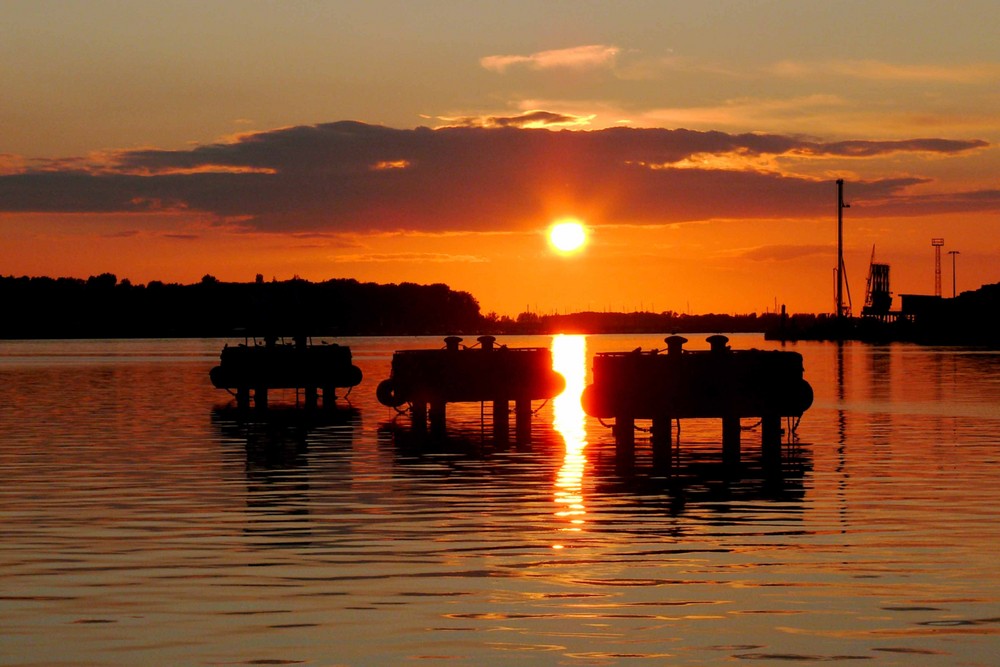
[[515, 397, 532, 444], [722, 416, 741, 466], [651, 414, 673, 475], [761, 414, 782, 468], [614, 415, 635, 474], [236, 386, 250, 410]]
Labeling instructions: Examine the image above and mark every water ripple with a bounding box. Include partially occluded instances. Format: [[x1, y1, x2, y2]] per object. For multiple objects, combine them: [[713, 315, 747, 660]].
[[1, 336, 998, 665]]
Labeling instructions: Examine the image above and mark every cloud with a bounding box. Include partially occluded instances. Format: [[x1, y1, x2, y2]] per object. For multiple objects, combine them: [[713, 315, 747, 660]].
[[332, 252, 487, 263], [640, 95, 849, 129], [0, 121, 992, 233], [481, 45, 620, 73], [0, 153, 31, 175], [768, 59, 1000, 84], [737, 244, 832, 262], [614, 55, 736, 81], [795, 138, 989, 157], [849, 187, 1000, 217], [437, 110, 592, 129]]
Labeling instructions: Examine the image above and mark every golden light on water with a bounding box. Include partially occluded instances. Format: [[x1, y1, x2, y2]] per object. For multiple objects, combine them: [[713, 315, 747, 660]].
[[551, 334, 588, 544]]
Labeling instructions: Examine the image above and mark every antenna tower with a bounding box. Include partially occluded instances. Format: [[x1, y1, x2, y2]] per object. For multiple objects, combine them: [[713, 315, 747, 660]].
[[931, 238, 944, 297]]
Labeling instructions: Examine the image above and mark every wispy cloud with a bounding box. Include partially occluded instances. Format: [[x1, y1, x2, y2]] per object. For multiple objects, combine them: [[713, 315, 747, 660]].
[[768, 59, 1000, 84], [795, 138, 989, 157], [614, 54, 737, 80], [332, 252, 487, 263], [481, 44, 620, 73], [642, 95, 849, 129], [0, 153, 30, 175], [736, 244, 832, 262], [371, 160, 411, 171], [437, 110, 593, 129], [850, 187, 1000, 217]]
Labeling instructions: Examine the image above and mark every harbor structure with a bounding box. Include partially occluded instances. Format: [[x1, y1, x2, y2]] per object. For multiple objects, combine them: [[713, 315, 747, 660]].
[[377, 336, 565, 442], [582, 335, 813, 474], [210, 335, 362, 410]]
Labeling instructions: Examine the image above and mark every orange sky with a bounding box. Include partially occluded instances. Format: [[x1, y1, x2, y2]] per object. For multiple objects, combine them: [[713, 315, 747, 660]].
[[1, 1, 997, 316]]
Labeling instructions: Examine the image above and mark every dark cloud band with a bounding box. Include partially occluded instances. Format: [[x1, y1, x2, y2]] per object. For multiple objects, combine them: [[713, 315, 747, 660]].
[[0, 121, 991, 232]]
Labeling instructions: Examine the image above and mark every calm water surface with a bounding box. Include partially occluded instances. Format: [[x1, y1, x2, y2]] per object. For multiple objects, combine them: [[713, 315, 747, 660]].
[[1, 334, 998, 666]]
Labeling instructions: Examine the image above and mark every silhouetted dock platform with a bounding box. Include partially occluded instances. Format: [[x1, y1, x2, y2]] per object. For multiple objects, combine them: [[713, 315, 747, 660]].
[[377, 335, 565, 442], [210, 335, 362, 410], [582, 335, 813, 473]]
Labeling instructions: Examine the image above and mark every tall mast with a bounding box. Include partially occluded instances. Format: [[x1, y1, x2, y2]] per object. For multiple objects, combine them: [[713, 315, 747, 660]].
[[836, 179, 846, 320]]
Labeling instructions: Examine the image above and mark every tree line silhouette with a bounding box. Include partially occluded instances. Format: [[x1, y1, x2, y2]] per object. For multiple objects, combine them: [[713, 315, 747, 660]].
[[1, 273, 785, 339], [0, 274, 483, 338]]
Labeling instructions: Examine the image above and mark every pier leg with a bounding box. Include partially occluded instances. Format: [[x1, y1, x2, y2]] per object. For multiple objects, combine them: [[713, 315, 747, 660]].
[[411, 402, 427, 432], [515, 398, 532, 445], [492, 400, 509, 442], [429, 401, 446, 437], [236, 386, 250, 411], [614, 416, 635, 475], [761, 415, 782, 469], [322, 386, 336, 409], [722, 416, 741, 466], [304, 386, 318, 410], [254, 387, 268, 411], [651, 415, 673, 476]]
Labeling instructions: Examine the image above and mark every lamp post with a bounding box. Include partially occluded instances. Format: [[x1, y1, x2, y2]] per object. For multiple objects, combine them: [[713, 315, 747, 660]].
[[948, 250, 960, 298]]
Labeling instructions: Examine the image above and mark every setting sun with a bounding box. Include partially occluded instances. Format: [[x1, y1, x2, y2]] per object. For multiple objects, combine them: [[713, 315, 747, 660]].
[[548, 219, 588, 254]]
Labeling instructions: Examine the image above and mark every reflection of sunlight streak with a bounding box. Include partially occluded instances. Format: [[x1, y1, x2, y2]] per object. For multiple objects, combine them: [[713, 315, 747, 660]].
[[552, 334, 588, 542]]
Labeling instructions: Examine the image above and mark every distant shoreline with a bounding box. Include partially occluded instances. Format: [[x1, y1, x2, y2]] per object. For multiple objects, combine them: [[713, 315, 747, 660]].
[[1, 273, 775, 340], [3, 274, 996, 346]]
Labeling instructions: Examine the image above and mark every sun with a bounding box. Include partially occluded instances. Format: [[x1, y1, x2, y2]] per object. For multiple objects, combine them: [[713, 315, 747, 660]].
[[548, 219, 588, 254]]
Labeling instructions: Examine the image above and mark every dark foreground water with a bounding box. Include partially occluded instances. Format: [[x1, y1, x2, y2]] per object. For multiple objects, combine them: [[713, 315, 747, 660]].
[[1, 334, 998, 666]]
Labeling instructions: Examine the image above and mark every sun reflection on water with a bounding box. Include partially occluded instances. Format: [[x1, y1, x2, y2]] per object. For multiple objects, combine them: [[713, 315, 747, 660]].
[[551, 334, 588, 544]]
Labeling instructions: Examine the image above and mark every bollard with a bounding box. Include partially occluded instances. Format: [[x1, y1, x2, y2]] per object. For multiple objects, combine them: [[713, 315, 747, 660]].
[[665, 335, 688, 356]]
